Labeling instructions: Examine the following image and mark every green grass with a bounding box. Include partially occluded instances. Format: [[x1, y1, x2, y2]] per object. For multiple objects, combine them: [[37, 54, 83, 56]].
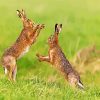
[[0, 0, 100, 99]]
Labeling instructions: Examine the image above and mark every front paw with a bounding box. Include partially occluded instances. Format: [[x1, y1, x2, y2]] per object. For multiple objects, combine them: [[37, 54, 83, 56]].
[[36, 53, 40, 57], [40, 24, 45, 29], [36, 53, 42, 62], [38, 24, 45, 29]]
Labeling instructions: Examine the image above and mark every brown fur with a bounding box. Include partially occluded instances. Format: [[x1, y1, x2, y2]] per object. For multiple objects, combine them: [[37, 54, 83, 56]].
[[74, 45, 96, 65], [73, 45, 100, 74], [36, 24, 84, 89], [1, 9, 44, 81]]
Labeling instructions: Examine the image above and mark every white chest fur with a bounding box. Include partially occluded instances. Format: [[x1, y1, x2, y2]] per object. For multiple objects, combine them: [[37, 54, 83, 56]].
[[18, 46, 30, 59]]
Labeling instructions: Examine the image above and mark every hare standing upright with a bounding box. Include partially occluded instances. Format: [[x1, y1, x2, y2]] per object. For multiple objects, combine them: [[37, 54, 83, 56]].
[[1, 9, 44, 81], [36, 24, 84, 89]]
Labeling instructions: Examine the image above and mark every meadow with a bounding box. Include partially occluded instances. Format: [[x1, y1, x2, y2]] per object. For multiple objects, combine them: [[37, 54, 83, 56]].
[[0, 0, 100, 100]]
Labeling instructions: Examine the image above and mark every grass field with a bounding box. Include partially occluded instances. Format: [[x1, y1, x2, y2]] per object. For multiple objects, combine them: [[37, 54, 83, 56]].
[[0, 0, 100, 100]]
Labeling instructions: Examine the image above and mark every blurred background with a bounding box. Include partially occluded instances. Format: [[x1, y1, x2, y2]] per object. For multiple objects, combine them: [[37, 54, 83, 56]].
[[0, 0, 100, 99]]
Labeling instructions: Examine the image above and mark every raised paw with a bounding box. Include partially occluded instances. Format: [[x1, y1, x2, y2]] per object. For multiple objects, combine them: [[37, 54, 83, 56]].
[[36, 53, 42, 62], [40, 24, 45, 29], [36, 24, 45, 29]]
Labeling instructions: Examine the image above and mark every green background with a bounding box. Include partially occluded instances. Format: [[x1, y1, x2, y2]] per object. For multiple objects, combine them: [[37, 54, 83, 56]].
[[0, 0, 100, 100]]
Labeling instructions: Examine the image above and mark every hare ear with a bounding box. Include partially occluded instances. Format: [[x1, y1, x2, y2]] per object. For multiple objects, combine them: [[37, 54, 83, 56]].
[[55, 23, 58, 32], [60, 24, 62, 28], [16, 10, 22, 18], [77, 80, 84, 90], [55, 24, 62, 34], [22, 9, 26, 16]]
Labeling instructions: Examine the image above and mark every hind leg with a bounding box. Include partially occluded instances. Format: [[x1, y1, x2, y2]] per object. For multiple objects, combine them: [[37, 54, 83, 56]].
[[2, 56, 16, 81], [3, 67, 13, 81], [12, 65, 17, 82], [8, 68, 13, 81], [7, 65, 17, 82]]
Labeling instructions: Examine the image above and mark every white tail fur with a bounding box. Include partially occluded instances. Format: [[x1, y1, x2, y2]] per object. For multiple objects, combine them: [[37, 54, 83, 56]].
[[77, 80, 84, 89], [5, 68, 8, 75]]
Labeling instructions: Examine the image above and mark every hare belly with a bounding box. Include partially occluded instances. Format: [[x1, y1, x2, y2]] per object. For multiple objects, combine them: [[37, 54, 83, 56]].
[[18, 46, 30, 59]]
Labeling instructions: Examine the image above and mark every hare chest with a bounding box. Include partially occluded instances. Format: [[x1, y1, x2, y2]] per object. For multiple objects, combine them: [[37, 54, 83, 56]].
[[18, 46, 30, 59], [49, 49, 58, 65]]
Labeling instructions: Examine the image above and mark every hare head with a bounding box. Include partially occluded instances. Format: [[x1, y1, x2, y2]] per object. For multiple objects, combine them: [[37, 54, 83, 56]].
[[48, 24, 62, 48]]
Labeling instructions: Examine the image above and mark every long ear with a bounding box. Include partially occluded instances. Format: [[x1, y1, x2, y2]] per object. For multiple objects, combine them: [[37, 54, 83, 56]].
[[16, 10, 22, 18], [16, 9, 26, 21], [77, 80, 84, 90], [55, 24, 62, 35], [54, 24, 62, 44], [55, 23, 58, 32], [22, 9, 26, 17]]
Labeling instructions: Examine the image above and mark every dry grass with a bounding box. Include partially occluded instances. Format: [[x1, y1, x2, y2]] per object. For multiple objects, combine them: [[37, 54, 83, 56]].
[[73, 45, 100, 74]]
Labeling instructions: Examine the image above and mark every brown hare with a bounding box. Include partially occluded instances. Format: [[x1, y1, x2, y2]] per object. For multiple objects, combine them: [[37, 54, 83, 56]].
[[1, 9, 44, 82], [36, 24, 84, 89]]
